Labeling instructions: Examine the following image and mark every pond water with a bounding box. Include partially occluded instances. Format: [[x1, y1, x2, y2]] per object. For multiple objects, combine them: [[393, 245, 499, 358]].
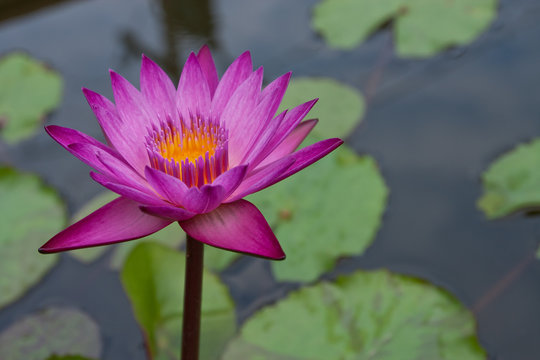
[[1, 0, 540, 359]]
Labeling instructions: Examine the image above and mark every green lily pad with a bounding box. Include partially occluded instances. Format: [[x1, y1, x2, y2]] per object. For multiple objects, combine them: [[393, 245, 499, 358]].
[[247, 142, 388, 282], [69, 191, 184, 269], [223, 270, 486, 360], [0, 307, 101, 360], [478, 138, 540, 219], [0, 167, 64, 309], [0, 52, 63, 143], [204, 245, 243, 271], [121, 242, 237, 360], [279, 77, 365, 139], [312, 0, 497, 57]]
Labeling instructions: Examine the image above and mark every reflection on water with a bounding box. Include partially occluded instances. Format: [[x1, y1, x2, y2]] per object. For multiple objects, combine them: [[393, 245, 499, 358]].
[[121, 0, 215, 79], [0, 0, 73, 22]]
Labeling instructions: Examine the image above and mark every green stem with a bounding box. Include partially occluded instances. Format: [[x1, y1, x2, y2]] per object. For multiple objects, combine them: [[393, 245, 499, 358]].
[[181, 235, 204, 360]]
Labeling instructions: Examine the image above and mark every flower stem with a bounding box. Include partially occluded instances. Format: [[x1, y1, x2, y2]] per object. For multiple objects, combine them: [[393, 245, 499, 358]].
[[181, 235, 204, 360]]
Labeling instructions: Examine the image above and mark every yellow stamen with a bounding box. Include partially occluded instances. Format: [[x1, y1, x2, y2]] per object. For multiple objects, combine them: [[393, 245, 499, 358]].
[[147, 118, 228, 187]]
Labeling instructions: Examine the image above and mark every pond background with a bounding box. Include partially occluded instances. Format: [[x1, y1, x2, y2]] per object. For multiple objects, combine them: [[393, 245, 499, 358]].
[[1, 0, 540, 358]]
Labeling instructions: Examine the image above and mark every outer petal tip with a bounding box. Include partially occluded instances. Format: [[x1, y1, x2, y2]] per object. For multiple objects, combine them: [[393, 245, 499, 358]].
[[186, 51, 199, 64], [38, 247, 50, 254], [44, 124, 58, 135], [81, 87, 99, 101], [240, 50, 251, 59], [109, 69, 124, 83], [198, 44, 210, 52]]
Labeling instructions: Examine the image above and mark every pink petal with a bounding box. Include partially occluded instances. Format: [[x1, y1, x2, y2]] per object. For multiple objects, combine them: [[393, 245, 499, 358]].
[[39, 197, 172, 253], [45, 125, 118, 159], [259, 72, 291, 112], [109, 72, 155, 174], [90, 172, 166, 207], [144, 166, 189, 205], [184, 184, 226, 213], [220, 68, 263, 165], [197, 45, 219, 97], [226, 156, 295, 202], [176, 53, 212, 121], [240, 110, 287, 169], [110, 70, 153, 129], [82, 88, 149, 174], [179, 200, 285, 259], [257, 99, 318, 164], [140, 204, 196, 221], [68, 143, 149, 193], [269, 138, 344, 186], [228, 73, 290, 167], [144, 167, 226, 213], [140, 54, 176, 121], [212, 165, 248, 198], [211, 51, 253, 115], [257, 119, 318, 168]]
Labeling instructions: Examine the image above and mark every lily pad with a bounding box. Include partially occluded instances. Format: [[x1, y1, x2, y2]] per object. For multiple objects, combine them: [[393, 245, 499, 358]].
[[0, 167, 64, 309], [204, 245, 243, 271], [0, 52, 63, 143], [312, 0, 497, 57], [0, 307, 101, 360], [247, 142, 388, 282], [279, 77, 365, 139], [478, 138, 540, 219], [69, 191, 184, 269], [121, 242, 237, 360], [223, 270, 486, 359]]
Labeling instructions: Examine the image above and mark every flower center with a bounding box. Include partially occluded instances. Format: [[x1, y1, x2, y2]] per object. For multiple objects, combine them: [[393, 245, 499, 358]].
[[146, 117, 228, 188]]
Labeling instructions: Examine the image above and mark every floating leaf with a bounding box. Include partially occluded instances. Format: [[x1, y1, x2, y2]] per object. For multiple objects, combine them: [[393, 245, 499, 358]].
[[247, 142, 388, 282], [69, 191, 184, 268], [313, 0, 403, 49], [0, 52, 62, 143], [223, 270, 486, 359], [312, 0, 497, 57], [121, 242, 236, 360], [204, 245, 243, 272], [0, 308, 101, 360], [0, 167, 64, 309], [279, 77, 365, 139], [478, 139, 540, 219]]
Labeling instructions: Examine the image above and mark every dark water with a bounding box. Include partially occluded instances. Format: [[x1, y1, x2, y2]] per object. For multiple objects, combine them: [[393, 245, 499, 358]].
[[1, 0, 540, 359]]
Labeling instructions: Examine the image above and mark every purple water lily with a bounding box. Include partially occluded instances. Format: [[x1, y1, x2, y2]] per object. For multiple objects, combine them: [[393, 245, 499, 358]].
[[40, 46, 342, 259]]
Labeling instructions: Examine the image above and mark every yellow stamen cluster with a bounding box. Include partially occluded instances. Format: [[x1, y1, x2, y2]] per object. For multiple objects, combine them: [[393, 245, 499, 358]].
[[155, 119, 218, 164], [147, 118, 227, 187]]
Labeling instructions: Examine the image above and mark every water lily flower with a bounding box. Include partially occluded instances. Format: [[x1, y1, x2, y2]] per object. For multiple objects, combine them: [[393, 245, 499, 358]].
[[40, 46, 343, 259]]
